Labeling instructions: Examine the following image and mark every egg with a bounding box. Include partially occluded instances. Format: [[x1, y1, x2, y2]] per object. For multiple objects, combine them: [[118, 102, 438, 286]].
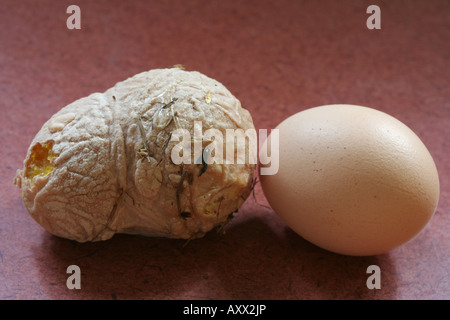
[[259, 104, 440, 256]]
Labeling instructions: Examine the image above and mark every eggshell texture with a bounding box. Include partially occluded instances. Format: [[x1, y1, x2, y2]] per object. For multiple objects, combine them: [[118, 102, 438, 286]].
[[260, 104, 440, 256]]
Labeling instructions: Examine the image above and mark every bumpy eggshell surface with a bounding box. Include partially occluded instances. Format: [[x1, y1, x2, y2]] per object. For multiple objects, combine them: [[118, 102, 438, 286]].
[[260, 104, 440, 256]]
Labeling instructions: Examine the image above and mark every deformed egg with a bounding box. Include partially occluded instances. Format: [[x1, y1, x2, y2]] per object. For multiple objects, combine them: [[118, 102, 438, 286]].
[[260, 104, 440, 256]]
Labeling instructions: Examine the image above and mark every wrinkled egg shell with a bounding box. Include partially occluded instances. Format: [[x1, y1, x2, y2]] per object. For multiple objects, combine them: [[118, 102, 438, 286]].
[[260, 104, 440, 256]]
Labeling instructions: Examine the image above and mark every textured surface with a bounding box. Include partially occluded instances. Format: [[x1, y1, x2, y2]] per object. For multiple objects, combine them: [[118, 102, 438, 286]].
[[14, 68, 256, 242], [1, 0, 449, 299]]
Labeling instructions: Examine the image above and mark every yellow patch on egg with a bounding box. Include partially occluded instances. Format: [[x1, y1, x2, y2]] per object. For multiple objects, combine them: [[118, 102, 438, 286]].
[[25, 141, 58, 181]]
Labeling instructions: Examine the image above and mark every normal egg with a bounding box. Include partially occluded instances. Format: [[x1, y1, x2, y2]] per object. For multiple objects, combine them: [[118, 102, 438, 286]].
[[259, 104, 440, 256]]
